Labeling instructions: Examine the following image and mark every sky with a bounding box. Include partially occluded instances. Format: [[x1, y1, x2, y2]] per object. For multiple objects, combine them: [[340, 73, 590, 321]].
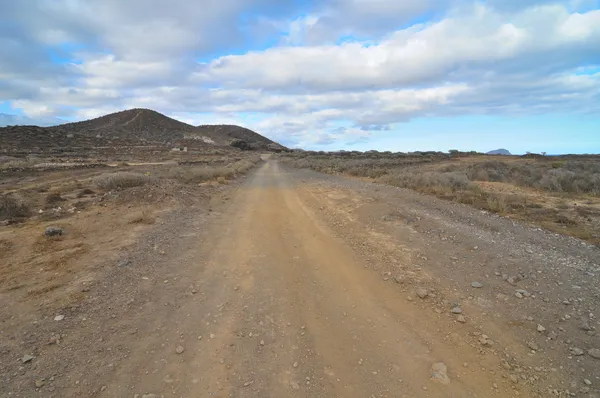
[[1, 0, 599, 154]]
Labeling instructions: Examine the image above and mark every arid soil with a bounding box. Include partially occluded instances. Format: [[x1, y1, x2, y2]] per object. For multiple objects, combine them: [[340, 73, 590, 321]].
[[2, 159, 600, 397]]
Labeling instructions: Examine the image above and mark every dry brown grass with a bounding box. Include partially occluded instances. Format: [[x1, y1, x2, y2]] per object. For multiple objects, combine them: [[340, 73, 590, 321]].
[[0, 194, 31, 221], [95, 172, 154, 190], [282, 153, 600, 245], [167, 156, 261, 184]]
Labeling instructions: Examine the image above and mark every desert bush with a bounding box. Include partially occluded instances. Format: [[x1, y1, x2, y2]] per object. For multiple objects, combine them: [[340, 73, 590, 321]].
[[0, 194, 31, 221], [381, 171, 478, 194], [95, 172, 154, 190], [486, 194, 507, 214], [168, 157, 261, 184], [76, 188, 95, 198], [45, 193, 66, 207]]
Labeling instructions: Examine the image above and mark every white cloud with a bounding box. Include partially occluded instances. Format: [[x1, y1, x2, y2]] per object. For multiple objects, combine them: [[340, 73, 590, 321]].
[[0, 1, 599, 148]]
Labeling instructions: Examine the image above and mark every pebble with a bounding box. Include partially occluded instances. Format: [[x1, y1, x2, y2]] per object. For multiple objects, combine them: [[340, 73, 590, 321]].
[[451, 306, 462, 314], [471, 282, 483, 288], [527, 341, 539, 351], [175, 345, 184, 354], [570, 347, 584, 356], [431, 362, 450, 385], [54, 315, 65, 321], [293, 362, 298, 368], [291, 382, 300, 390], [537, 324, 546, 333], [142, 394, 158, 398], [588, 348, 600, 359], [44, 226, 63, 237], [509, 374, 519, 384], [416, 288, 429, 299], [457, 315, 466, 323], [260, 340, 265, 346], [21, 354, 34, 363], [515, 292, 523, 299], [584, 379, 592, 385]]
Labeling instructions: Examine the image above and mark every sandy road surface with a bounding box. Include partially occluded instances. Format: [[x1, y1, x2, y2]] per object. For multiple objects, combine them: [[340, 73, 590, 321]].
[[4, 159, 600, 397]]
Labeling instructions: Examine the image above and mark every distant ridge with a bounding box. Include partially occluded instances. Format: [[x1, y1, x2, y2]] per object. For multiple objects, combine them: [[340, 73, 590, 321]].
[[486, 148, 511, 155], [0, 108, 285, 153]]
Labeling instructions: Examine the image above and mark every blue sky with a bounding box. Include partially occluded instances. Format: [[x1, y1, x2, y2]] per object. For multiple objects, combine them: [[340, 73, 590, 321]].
[[1, 0, 599, 154]]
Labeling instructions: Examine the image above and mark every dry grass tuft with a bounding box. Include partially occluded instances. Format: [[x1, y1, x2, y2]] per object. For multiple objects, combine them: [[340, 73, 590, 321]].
[[95, 172, 154, 190], [0, 194, 31, 221]]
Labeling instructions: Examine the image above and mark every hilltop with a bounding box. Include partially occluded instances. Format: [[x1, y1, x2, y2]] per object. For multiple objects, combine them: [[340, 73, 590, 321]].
[[0, 108, 285, 154]]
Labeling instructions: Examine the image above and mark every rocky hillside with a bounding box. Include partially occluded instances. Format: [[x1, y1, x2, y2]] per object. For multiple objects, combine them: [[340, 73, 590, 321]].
[[0, 109, 285, 153], [195, 125, 285, 151]]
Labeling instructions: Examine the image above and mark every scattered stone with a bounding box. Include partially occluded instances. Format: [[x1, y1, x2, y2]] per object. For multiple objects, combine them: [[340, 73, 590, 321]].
[[527, 341, 539, 351], [584, 379, 592, 386], [471, 282, 483, 288], [21, 354, 34, 363], [537, 324, 546, 333], [117, 258, 131, 267], [580, 319, 593, 331], [393, 276, 405, 284], [479, 336, 491, 346], [260, 340, 265, 346], [509, 374, 519, 384], [142, 394, 158, 398], [210, 333, 215, 339], [431, 362, 450, 385], [570, 347, 584, 356], [35, 379, 45, 388], [54, 315, 65, 321], [175, 345, 184, 354], [416, 288, 429, 299], [457, 315, 466, 323], [290, 382, 300, 390], [588, 348, 600, 359], [293, 362, 298, 368], [516, 289, 530, 297], [44, 226, 63, 237], [243, 381, 254, 387], [515, 292, 523, 299], [451, 306, 462, 314]]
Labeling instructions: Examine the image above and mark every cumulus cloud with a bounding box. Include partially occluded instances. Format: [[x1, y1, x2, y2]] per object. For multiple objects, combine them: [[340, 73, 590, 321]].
[[1, 0, 599, 148]]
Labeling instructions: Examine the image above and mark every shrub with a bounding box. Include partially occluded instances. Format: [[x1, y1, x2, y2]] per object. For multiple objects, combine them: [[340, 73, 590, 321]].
[[45, 193, 65, 207], [95, 172, 154, 190], [486, 194, 507, 214], [0, 194, 31, 221]]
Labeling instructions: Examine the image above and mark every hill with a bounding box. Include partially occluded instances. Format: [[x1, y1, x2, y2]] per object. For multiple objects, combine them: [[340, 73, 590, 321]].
[[0, 109, 284, 154], [486, 148, 511, 155], [195, 125, 284, 151]]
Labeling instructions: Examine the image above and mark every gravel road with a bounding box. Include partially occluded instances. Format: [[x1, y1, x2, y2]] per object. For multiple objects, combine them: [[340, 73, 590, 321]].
[[3, 159, 599, 398]]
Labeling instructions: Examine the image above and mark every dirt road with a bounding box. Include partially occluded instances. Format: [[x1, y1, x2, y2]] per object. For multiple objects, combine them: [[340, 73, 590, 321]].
[[3, 160, 600, 397]]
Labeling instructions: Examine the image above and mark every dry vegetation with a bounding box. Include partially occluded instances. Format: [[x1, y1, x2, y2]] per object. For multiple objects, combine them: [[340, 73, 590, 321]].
[[281, 151, 600, 244], [0, 150, 263, 330]]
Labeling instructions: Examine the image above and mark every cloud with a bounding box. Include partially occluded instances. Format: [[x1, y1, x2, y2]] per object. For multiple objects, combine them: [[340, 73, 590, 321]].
[[1, 1, 599, 149]]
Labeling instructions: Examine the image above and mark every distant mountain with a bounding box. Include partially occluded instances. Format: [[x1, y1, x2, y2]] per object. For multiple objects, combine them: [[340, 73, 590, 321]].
[[0, 113, 64, 127], [0, 108, 285, 153], [486, 148, 511, 155]]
